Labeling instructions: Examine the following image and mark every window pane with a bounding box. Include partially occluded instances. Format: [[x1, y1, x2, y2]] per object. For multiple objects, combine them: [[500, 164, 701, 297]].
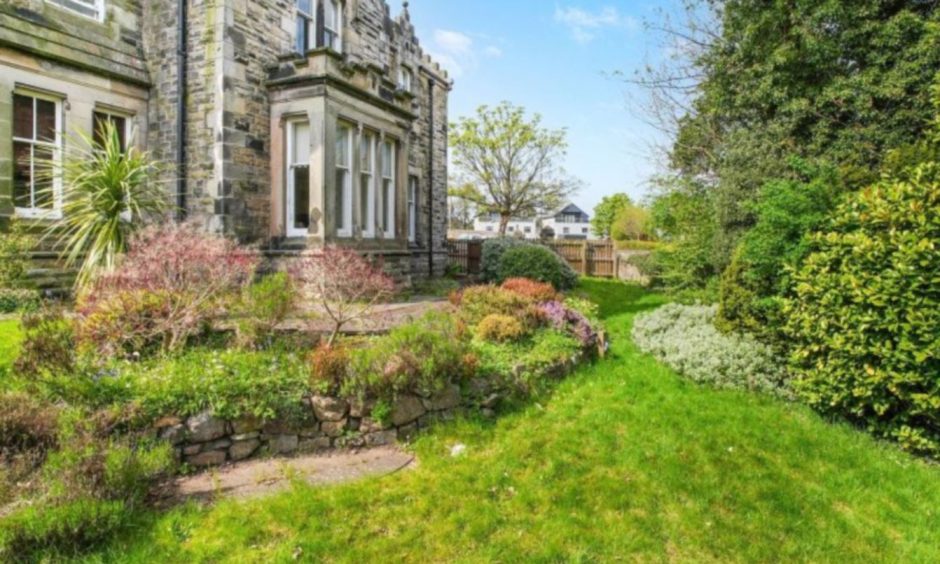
[[335, 170, 347, 231], [13, 95, 33, 139], [293, 166, 310, 230], [336, 126, 349, 167], [297, 0, 312, 15], [360, 175, 370, 227], [360, 134, 373, 170], [295, 15, 308, 52], [13, 142, 32, 208], [36, 98, 57, 142], [382, 142, 393, 177], [292, 122, 310, 165], [33, 145, 54, 209]]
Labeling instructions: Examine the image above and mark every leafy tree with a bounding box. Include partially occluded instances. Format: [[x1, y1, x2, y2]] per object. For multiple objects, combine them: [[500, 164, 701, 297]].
[[636, 0, 940, 283], [448, 183, 482, 230], [591, 193, 632, 238], [449, 102, 579, 235], [610, 203, 653, 242]]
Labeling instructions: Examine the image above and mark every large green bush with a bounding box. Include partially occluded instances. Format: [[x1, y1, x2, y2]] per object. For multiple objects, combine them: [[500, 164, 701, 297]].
[[785, 163, 940, 457], [632, 304, 790, 398], [717, 163, 844, 344], [480, 238, 528, 283], [498, 245, 578, 290]]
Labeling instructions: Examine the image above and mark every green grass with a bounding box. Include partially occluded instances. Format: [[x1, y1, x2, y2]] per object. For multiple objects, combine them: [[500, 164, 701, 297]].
[[0, 318, 21, 371], [44, 280, 940, 561]]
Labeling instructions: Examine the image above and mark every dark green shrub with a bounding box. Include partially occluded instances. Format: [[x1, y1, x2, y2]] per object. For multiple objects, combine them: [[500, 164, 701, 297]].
[[0, 219, 33, 289], [785, 164, 940, 457], [234, 272, 297, 349], [345, 311, 470, 401], [0, 288, 40, 314], [717, 162, 844, 344], [498, 245, 578, 290], [480, 237, 527, 283], [13, 306, 75, 377]]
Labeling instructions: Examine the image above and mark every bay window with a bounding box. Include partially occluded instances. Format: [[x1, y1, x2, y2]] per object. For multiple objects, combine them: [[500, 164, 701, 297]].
[[335, 123, 353, 237], [12, 91, 62, 218], [380, 139, 395, 238], [323, 0, 343, 52], [295, 0, 313, 53]]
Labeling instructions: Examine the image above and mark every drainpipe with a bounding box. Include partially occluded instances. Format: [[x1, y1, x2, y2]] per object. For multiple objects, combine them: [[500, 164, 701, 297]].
[[176, 0, 188, 221], [427, 77, 434, 276]]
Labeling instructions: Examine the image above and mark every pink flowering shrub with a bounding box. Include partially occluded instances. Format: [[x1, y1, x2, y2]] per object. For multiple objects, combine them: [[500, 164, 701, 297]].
[[537, 300, 598, 349], [76, 223, 258, 357], [291, 246, 395, 346]]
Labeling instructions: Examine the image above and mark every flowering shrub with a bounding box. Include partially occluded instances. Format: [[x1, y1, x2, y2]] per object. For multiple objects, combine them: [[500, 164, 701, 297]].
[[537, 301, 598, 349], [291, 247, 395, 346], [632, 304, 790, 398], [454, 285, 536, 327], [13, 306, 75, 377], [76, 223, 258, 357], [501, 278, 559, 302], [476, 314, 527, 343]]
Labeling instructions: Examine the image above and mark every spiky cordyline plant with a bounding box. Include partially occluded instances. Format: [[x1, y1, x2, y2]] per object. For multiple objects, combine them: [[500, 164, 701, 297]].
[[37, 121, 168, 289]]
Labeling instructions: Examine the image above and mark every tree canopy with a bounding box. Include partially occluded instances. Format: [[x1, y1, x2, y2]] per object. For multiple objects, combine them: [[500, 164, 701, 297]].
[[449, 102, 579, 235], [591, 193, 632, 238]]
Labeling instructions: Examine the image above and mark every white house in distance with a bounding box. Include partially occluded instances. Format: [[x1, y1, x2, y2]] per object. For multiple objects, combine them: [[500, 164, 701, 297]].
[[471, 203, 597, 240]]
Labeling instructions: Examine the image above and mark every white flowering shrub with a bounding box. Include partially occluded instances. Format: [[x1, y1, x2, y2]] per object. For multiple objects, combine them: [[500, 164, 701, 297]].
[[632, 304, 791, 398]]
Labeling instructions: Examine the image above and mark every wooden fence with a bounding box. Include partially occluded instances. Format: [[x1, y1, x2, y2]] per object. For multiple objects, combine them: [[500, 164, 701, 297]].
[[447, 239, 621, 279]]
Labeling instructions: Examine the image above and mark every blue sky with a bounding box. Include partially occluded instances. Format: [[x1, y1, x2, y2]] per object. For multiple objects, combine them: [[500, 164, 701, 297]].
[[403, 1, 682, 215]]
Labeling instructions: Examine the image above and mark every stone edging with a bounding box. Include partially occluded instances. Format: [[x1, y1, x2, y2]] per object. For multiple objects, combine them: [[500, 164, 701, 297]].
[[154, 351, 587, 468]]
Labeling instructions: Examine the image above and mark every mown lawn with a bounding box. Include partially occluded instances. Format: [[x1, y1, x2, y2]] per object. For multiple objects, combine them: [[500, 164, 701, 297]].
[[55, 280, 940, 561], [0, 318, 21, 371]]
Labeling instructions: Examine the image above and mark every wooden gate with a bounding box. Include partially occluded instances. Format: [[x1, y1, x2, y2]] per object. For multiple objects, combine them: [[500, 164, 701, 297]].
[[447, 239, 619, 278]]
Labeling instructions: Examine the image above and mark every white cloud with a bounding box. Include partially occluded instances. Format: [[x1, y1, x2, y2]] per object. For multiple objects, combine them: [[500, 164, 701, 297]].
[[429, 29, 504, 78], [554, 5, 638, 44], [433, 30, 473, 56]]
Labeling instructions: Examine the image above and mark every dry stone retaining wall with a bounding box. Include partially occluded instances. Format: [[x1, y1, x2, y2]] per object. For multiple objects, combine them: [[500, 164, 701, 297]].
[[155, 354, 584, 468]]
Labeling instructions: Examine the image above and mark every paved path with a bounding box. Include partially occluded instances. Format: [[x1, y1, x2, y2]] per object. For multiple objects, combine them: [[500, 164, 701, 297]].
[[160, 446, 416, 505]]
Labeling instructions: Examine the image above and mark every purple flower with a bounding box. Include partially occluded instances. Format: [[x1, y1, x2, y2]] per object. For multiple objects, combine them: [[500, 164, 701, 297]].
[[537, 301, 597, 348]]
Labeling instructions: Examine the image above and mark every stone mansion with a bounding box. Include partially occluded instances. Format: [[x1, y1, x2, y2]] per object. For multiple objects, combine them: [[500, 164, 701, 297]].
[[0, 0, 451, 282]]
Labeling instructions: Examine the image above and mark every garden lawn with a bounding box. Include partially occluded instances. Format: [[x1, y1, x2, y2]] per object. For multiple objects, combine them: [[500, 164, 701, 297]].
[[0, 318, 21, 371], [80, 280, 940, 562]]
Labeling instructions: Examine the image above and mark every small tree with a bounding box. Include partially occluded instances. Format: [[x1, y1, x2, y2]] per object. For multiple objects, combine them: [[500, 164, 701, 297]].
[[591, 193, 633, 239], [611, 203, 653, 242], [292, 247, 395, 346], [450, 102, 580, 235], [36, 121, 168, 289]]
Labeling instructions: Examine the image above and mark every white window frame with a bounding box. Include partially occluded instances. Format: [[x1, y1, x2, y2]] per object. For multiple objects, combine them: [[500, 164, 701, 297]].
[[295, 0, 314, 53], [12, 90, 63, 220], [398, 66, 413, 92], [45, 0, 105, 22], [359, 129, 376, 238], [286, 118, 311, 238], [335, 122, 353, 238], [323, 0, 343, 53], [380, 139, 396, 239], [407, 176, 418, 243]]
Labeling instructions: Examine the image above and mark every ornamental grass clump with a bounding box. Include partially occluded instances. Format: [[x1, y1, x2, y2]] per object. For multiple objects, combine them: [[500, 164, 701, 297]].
[[632, 304, 790, 398]]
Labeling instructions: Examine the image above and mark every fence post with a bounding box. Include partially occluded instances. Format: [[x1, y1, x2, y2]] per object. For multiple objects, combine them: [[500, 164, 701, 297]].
[[581, 241, 589, 275]]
